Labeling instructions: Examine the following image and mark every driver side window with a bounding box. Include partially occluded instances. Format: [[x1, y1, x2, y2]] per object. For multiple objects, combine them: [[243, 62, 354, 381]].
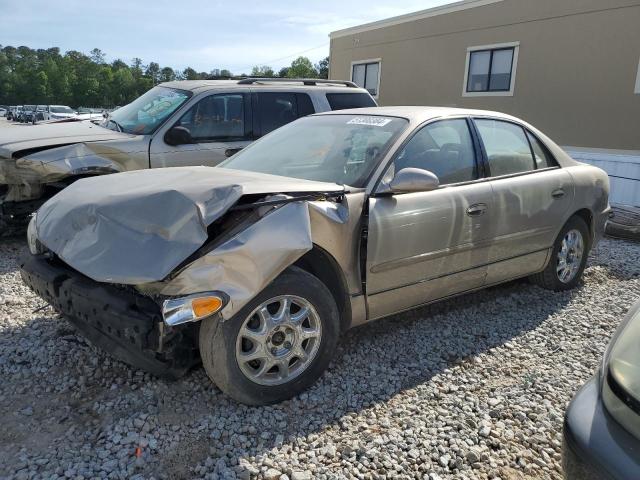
[[176, 93, 245, 142], [393, 119, 478, 185]]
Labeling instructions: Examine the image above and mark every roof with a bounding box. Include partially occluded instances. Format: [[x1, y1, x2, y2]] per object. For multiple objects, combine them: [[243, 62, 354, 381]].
[[314, 105, 520, 124], [158, 79, 368, 94], [329, 0, 504, 39]]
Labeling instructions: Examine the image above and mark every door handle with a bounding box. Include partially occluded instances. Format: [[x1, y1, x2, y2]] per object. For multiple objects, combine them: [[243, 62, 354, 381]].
[[466, 203, 487, 217], [225, 148, 243, 158], [552, 189, 565, 199]]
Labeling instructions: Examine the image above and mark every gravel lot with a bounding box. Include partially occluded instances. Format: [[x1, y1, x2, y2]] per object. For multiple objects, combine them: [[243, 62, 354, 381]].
[[1, 237, 638, 480]]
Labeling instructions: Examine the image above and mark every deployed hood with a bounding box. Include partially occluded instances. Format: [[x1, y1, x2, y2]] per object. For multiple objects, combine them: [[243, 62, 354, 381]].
[[0, 121, 130, 159], [35, 167, 344, 284]]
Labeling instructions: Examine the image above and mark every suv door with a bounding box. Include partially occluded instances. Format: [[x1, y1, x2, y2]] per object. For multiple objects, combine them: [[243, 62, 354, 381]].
[[252, 91, 315, 137], [149, 92, 252, 168], [472, 118, 574, 284], [366, 118, 495, 320]]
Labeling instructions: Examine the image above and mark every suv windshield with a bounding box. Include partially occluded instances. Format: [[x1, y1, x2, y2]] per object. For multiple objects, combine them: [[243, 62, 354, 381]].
[[103, 86, 191, 135], [221, 114, 407, 187], [51, 106, 75, 114]]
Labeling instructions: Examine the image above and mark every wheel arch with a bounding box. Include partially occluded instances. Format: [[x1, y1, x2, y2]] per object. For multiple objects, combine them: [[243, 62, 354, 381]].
[[293, 244, 352, 333], [571, 208, 594, 247]]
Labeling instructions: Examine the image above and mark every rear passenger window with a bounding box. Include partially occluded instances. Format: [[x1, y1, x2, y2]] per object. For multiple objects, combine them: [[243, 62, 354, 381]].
[[526, 131, 557, 169], [257, 92, 299, 135], [475, 119, 535, 176], [394, 119, 478, 185], [296, 93, 315, 117], [326, 92, 376, 110]]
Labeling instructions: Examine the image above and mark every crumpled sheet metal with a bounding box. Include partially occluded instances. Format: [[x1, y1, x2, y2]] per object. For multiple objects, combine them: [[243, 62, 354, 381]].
[[35, 166, 344, 284], [160, 201, 316, 319]]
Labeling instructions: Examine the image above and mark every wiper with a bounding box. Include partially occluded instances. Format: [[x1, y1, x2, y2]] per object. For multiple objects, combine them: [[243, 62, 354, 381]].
[[107, 119, 124, 133]]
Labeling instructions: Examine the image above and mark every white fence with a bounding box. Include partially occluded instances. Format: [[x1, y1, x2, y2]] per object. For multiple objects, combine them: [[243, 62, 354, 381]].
[[564, 148, 640, 207]]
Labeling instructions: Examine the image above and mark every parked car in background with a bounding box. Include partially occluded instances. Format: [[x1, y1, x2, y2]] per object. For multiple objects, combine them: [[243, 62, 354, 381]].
[[0, 78, 375, 232], [21, 106, 610, 405], [20, 105, 37, 123], [564, 299, 640, 479], [7, 106, 21, 121], [0, 109, 6, 117], [39, 105, 78, 121], [75, 107, 105, 121]]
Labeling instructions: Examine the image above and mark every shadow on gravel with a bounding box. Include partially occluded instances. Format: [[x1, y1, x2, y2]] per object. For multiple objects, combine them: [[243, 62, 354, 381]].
[[1, 239, 628, 478]]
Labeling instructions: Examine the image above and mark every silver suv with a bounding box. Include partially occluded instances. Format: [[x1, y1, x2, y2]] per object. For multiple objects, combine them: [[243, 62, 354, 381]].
[[0, 79, 376, 232]]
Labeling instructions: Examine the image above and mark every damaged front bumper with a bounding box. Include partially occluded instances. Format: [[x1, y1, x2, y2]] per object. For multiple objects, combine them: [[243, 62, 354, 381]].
[[19, 252, 201, 378]]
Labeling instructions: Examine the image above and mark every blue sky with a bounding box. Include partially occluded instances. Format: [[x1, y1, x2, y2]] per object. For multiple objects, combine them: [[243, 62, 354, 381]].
[[1, 0, 454, 73]]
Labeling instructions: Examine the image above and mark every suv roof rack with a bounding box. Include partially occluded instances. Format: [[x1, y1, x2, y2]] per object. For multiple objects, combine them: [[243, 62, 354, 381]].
[[237, 78, 358, 88]]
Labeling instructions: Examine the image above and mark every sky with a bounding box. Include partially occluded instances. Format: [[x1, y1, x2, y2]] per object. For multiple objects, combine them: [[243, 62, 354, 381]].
[[1, 0, 455, 73]]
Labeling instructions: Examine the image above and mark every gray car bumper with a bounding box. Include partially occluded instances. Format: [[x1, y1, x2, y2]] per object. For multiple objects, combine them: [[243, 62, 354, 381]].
[[563, 376, 640, 479]]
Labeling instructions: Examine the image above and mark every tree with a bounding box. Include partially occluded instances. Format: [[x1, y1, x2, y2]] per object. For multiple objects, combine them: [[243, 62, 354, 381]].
[[250, 65, 274, 77], [90, 48, 105, 64], [220, 69, 232, 78], [182, 67, 199, 80], [286, 56, 318, 78], [277, 66, 289, 78], [145, 62, 160, 84], [159, 66, 176, 82], [315, 56, 329, 79]]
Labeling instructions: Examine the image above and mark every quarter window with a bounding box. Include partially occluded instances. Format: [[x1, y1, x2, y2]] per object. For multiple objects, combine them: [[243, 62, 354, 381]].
[[475, 119, 535, 176], [352, 61, 380, 96], [526, 131, 557, 169], [394, 119, 478, 185], [176, 93, 245, 141]]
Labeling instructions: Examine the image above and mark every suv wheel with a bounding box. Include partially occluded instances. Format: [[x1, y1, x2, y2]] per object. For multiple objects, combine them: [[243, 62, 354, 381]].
[[529, 215, 590, 291], [199, 266, 339, 405]]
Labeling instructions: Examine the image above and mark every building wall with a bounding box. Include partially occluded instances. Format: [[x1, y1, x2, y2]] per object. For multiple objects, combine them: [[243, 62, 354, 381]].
[[330, 0, 640, 151]]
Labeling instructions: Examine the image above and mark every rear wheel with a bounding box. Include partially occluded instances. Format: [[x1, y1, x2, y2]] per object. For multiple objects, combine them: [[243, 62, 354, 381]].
[[530, 216, 590, 291], [199, 267, 339, 405]]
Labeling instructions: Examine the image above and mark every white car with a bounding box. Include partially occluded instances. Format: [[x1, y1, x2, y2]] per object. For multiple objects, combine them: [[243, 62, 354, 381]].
[[41, 105, 77, 121], [0, 108, 6, 117]]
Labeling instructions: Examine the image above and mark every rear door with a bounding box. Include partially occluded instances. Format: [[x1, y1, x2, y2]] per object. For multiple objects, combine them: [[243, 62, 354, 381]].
[[252, 91, 315, 138], [472, 118, 574, 283], [149, 91, 252, 168]]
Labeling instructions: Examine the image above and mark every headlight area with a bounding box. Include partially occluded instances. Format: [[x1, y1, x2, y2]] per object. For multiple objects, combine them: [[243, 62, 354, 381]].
[[602, 300, 640, 439], [162, 292, 227, 326], [27, 213, 46, 255]]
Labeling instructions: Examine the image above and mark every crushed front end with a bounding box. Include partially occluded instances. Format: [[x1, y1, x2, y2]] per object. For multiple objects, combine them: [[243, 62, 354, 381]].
[[20, 251, 200, 378]]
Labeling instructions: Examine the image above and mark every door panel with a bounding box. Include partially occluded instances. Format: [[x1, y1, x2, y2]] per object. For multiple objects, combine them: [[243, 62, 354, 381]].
[[366, 182, 494, 319], [486, 168, 574, 282]]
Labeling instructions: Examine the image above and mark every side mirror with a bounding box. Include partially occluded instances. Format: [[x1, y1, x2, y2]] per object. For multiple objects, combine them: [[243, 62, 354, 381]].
[[165, 126, 194, 146], [389, 167, 439, 193]]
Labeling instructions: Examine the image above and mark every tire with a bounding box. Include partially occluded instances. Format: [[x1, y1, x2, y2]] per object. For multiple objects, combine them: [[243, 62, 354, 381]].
[[199, 266, 340, 405], [529, 215, 590, 291]]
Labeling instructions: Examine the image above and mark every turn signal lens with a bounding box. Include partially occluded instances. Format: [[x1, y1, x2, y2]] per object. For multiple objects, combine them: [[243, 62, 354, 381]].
[[192, 296, 223, 318]]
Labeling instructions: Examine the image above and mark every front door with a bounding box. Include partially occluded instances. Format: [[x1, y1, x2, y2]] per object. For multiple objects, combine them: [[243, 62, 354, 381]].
[[366, 118, 495, 320], [149, 92, 252, 168]]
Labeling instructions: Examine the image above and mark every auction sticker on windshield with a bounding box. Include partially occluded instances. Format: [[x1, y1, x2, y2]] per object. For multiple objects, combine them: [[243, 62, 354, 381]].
[[347, 117, 392, 127]]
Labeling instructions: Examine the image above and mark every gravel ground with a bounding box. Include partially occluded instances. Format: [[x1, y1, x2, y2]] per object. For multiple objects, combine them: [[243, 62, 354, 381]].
[[1, 237, 639, 480]]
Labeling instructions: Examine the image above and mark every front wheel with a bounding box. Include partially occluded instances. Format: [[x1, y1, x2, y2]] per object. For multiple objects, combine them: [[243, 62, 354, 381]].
[[529, 216, 590, 291], [199, 267, 340, 405]]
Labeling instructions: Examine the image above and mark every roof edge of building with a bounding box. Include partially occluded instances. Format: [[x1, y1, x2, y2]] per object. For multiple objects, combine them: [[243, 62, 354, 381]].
[[329, 0, 505, 39]]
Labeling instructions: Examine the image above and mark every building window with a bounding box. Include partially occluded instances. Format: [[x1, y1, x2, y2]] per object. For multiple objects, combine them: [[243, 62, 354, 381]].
[[635, 56, 640, 94], [463, 42, 519, 97], [351, 59, 381, 97]]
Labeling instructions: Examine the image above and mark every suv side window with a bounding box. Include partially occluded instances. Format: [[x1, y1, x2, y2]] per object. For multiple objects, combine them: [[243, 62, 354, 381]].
[[256, 92, 302, 136], [176, 93, 245, 142], [526, 131, 557, 169], [475, 119, 535, 176], [393, 119, 478, 185], [326, 92, 376, 110]]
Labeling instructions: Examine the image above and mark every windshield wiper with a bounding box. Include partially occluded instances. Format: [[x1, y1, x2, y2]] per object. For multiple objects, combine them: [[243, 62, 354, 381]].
[[107, 119, 124, 133]]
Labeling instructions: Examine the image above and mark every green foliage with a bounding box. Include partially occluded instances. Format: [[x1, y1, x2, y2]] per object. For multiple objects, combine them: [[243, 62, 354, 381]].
[[0, 45, 213, 108], [286, 56, 318, 78], [250, 65, 275, 77], [315, 56, 329, 79]]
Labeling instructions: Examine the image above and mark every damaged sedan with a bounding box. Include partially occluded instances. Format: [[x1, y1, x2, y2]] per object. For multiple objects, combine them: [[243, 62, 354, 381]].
[[20, 107, 610, 405]]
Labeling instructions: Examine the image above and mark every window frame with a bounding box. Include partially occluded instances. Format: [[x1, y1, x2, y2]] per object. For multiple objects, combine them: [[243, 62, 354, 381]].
[[462, 42, 520, 97], [170, 92, 251, 143], [470, 116, 560, 180], [350, 58, 382, 99], [635, 56, 640, 95]]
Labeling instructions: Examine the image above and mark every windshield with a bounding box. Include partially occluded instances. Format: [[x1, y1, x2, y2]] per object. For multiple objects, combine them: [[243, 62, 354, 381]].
[[103, 86, 191, 135], [221, 114, 407, 187], [51, 106, 75, 114]]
